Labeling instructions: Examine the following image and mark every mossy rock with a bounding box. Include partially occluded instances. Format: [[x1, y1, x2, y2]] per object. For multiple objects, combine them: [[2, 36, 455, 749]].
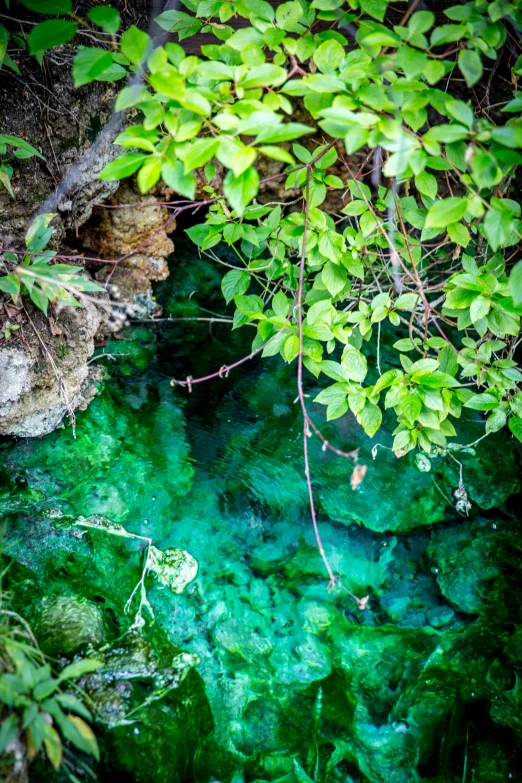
[[30, 594, 107, 656]]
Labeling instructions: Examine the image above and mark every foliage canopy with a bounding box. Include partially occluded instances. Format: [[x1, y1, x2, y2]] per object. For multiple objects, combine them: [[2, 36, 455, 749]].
[[3, 0, 522, 454]]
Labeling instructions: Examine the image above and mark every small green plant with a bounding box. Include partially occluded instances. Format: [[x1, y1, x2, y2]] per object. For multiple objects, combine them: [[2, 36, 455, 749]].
[[1, 321, 19, 340], [0, 594, 101, 775], [0, 134, 44, 197], [0, 213, 103, 316]]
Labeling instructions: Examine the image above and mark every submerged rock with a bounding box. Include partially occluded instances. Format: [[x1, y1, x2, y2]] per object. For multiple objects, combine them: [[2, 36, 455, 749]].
[[79, 628, 212, 783], [29, 594, 107, 656]]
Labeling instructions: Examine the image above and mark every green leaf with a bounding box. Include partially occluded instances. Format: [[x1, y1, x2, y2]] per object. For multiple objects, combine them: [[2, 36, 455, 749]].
[[0, 134, 44, 160], [87, 6, 121, 34], [99, 152, 149, 180], [393, 338, 418, 352], [357, 401, 382, 436], [326, 397, 348, 421], [115, 85, 150, 111], [182, 138, 220, 173], [55, 693, 92, 721], [221, 269, 250, 304], [259, 145, 295, 164], [58, 659, 103, 681], [510, 260, 522, 306], [137, 158, 162, 193], [276, 1, 304, 31], [446, 99, 474, 128], [60, 715, 99, 760], [393, 429, 414, 453], [464, 393, 499, 411], [448, 222, 470, 246], [242, 63, 287, 88], [161, 161, 196, 200], [401, 393, 422, 422], [72, 48, 113, 87], [255, 123, 314, 144], [120, 25, 151, 66], [0, 273, 21, 299], [273, 290, 290, 316], [343, 200, 368, 217], [415, 171, 437, 199], [0, 714, 18, 754], [483, 204, 516, 251], [486, 407, 507, 433], [508, 414, 522, 442], [235, 294, 264, 317], [0, 165, 13, 197], [360, 0, 387, 22], [394, 293, 419, 311], [283, 334, 300, 362], [28, 20, 77, 54], [458, 48, 483, 87], [223, 167, 260, 215], [425, 197, 468, 228], [32, 678, 59, 700], [25, 212, 56, 250], [1, 51, 22, 75], [0, 24, 8, 67], [43, 725, 62, 770], [21, 0, 72, 12], [149, 66, 185, 100], [344, 126, 370, 154], [396, 45, 429, 79], [409, 10, 435, 34], [231, 146, 257, 177], [314, 39, 345, 73], [154, 10, 202, 40], [342, 344, 367, 382], [470, 294, 491, 323], [322, 261, 347, 297]]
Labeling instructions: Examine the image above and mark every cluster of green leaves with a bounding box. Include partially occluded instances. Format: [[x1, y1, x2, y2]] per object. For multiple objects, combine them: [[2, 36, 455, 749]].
[[5, 0, 522, 453], [0, 15, 24, 75], [0, 607, 101, 773], [0, 134, 43, 197], [0, 0, 125, 83], [0, 214, 103, 316], [90, 0, 522, 453]]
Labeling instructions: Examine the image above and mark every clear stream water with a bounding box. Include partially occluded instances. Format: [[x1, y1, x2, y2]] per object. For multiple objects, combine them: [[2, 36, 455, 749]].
[[1, 241, 522, 783]]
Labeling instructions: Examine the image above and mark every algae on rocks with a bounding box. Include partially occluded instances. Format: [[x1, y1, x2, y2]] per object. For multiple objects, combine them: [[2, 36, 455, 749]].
[[1, 280, 522, 782]]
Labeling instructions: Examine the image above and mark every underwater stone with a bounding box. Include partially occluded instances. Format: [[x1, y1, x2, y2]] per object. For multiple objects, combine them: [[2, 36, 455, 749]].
[[149, 545, 198, 594], [30, 594, 106, 656], [426, 605, 455, 629]]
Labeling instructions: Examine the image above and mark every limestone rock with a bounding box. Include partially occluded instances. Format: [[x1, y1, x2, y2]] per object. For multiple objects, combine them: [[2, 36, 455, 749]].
[[0, 298, 106, 437], [78, 180, 175, 332]]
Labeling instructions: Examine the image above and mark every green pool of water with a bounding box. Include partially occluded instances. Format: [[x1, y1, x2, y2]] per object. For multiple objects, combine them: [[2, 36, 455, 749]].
[[1, 246, 522, 783]]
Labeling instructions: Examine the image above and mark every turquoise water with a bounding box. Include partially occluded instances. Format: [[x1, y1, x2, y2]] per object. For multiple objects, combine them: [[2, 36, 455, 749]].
[[1, 244, 522, 782]]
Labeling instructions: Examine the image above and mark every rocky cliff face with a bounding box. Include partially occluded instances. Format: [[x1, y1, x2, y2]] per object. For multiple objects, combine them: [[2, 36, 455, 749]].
[[0, 7, 175, 438], [78, 180, 176, 336], [0, 298, 105, 438]]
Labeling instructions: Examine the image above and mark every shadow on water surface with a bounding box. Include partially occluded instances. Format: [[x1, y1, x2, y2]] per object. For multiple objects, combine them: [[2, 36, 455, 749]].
[[1, 236, 522, 783]]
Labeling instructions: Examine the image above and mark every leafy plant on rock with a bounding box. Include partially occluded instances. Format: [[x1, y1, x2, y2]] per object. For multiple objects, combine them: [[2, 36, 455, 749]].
[[0, 592, 101, 777], [0, 214, 103, 316]]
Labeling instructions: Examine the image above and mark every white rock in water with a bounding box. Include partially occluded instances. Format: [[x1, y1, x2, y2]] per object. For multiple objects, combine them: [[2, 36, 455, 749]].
[[148, 546, 198, 594]]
